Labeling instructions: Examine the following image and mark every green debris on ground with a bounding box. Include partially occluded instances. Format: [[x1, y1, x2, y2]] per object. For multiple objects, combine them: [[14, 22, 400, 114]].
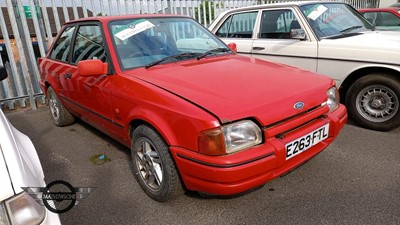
[[89, 153, 111, 165]]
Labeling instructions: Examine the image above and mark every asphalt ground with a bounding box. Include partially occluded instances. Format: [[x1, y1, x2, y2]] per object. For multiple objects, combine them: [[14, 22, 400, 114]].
[[5, 106, 400, 225]]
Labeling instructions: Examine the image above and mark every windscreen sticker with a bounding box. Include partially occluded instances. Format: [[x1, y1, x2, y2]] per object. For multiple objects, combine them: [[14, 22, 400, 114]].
[[114, 19, 155, 41], [306, 5, 328, 20]]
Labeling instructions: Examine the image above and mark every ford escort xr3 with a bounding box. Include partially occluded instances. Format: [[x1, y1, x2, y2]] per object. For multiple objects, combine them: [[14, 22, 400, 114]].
[[38, 15, 347, 202]]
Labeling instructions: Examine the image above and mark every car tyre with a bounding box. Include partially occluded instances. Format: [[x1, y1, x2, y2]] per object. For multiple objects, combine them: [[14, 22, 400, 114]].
[[131, 125, 182, 202], [346, 73, 400, 131], [47, 87, 75, 126]]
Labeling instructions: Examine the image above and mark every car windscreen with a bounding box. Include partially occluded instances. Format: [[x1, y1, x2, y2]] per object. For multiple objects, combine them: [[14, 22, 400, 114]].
[[299, 3, 373, 39], [109, 17, 230, 70]]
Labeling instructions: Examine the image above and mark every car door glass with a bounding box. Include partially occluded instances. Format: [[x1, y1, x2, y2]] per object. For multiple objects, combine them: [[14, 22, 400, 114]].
[[72, 25, 106, 64], [259, 9, 299, 39], [380, 12, 400, 26], [362, 12, 377, 24], [215, 11, 257, 38], [49, 26, 75, 62]]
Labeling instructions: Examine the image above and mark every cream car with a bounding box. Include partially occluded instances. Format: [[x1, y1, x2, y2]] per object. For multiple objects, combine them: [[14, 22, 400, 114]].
[[0, 67, 61, 225], [209, 1, 400, 131]]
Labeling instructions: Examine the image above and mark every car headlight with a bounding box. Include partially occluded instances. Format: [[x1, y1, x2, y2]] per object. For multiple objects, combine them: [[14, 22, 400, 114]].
[[326, 87, 340, 112], [0, 192, 45, 225], [198, 120, 262, 155]]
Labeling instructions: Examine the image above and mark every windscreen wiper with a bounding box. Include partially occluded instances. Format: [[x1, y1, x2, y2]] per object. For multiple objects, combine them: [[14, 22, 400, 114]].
[[324, 25, 363, 39], [340, 26, 362, 35], [145, 52, 199, 69], [196, 48, 231, 60]]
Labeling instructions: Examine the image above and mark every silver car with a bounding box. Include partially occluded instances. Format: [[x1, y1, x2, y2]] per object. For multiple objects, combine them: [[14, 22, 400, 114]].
[[0, 67, 61, 225]]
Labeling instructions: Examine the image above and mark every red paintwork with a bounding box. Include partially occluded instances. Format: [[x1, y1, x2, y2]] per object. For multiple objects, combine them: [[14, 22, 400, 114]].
[[78, 60, 108, 76], [38, 15, 347, 196], [358, 7, 400, 17]]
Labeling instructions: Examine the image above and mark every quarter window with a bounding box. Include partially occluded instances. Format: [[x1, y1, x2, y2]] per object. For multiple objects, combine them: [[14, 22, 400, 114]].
[[72, 25, 106, 64], [50, 26, 75, 62], [215, 12, 257, 38]]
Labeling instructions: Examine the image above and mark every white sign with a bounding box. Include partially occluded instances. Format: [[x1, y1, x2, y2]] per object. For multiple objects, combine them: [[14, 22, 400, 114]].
[[115, 20, 155, 41], [307, 5, 328, 21]]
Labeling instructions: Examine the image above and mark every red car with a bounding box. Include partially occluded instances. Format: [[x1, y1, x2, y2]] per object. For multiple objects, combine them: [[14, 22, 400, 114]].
[[39, 15, 347, 202], [358, 7, 400, 31]]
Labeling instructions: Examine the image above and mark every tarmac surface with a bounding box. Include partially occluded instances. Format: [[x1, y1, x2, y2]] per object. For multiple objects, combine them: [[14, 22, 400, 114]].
[[5, 106, 400, 225]]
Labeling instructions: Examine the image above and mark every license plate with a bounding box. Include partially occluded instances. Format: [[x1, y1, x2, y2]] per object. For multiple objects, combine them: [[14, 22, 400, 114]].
[[285, 124, 329, 160]]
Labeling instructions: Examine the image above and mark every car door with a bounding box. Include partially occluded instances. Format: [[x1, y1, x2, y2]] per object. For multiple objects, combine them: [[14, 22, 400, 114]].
[[214, 11, 258, 55], [250, 8, 318, 73], [67, 23, 114, 130], [47, 25, 77, 108]]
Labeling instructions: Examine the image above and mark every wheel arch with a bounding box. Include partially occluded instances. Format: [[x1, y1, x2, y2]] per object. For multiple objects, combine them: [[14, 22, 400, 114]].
[[43, 77, 60, 96], [43, 81, 51, 95], [339, 66, 400, 103], [127, 113, 179, 148]]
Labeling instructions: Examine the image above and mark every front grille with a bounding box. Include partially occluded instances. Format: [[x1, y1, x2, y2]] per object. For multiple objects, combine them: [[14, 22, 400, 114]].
[[263, 104, 329, 139]]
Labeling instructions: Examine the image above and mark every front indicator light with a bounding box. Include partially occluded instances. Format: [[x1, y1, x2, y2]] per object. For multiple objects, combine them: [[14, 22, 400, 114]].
[[5, 192, 45, 225], [0, 203, 11, 225], [198, 128, 225, 155]]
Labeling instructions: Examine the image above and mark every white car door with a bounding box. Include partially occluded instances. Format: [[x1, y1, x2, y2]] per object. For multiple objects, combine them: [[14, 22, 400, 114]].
[[250, 8, 318, 73]]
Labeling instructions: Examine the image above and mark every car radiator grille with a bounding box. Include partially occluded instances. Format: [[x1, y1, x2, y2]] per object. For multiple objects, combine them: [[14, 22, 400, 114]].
[[263, 104, 330, 139]]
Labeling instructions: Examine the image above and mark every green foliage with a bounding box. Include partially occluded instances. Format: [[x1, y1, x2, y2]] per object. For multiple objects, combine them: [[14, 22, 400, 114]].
[[195, 0, 223, 25]]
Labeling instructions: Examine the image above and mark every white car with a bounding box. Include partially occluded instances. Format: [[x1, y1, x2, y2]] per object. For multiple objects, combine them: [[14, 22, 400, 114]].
[[0, 68, 61, 224], [209, 1, 400, 131]]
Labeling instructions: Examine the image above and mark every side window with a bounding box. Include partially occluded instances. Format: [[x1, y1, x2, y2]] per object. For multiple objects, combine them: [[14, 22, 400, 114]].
[[380, 12, 400, 26], [260, 9, 299, 39], [72, 25, 106, 64], [50, 26, 75, 62], [215, 12, 257, 38]]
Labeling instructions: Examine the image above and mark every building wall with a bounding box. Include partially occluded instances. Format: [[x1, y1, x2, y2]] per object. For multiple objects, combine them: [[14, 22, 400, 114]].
[[380, 0, 398, 7]]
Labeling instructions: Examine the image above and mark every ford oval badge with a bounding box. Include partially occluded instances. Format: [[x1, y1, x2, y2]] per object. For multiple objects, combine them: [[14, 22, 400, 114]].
[[294, 102, 304, 110]]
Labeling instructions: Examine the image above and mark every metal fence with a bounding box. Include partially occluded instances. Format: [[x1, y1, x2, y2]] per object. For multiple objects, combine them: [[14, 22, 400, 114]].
[[0, 0, 380, 110]]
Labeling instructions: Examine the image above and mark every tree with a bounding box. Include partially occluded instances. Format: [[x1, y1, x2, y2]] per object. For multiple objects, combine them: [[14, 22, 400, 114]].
[[195, 0, 223, 25]]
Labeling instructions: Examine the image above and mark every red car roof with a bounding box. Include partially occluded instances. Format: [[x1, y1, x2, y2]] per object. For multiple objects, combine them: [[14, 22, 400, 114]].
[[358, 7, 400, 16], [64, 14, 189, 25]]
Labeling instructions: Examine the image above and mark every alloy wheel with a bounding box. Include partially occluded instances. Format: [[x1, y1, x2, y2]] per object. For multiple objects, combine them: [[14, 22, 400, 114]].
[[134, 137, 163, 191], [356, 85, 399, 123]]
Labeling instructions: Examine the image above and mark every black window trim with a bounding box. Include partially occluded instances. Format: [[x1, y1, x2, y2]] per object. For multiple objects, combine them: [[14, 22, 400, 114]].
[[48, 24, 77, 64], [48, 21, 115, 75]]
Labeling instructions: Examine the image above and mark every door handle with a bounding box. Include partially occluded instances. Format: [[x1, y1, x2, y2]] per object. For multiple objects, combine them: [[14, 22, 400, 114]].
[[252, 46, 265, 51], [64, 73, 72, 79]]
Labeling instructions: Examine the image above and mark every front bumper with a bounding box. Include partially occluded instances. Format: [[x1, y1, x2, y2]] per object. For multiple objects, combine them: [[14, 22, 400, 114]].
[[171, 104, 347, 195]]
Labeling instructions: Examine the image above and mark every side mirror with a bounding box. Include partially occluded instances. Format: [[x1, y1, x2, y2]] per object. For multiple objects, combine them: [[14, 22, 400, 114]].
[[290, 29, 306, 40], [227, 43, 237, 52], [0, 67, 8, 81], [78, 59, 108, 77]]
